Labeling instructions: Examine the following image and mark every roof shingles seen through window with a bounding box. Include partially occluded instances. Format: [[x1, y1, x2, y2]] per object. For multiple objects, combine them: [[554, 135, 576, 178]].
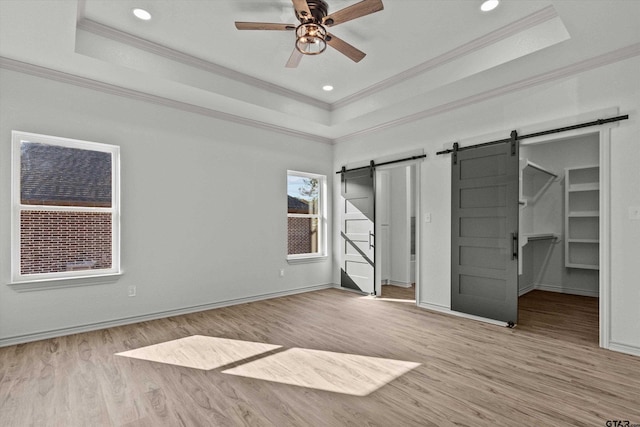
[[21, 142, 112, 207], [288, 195, 310, 214]]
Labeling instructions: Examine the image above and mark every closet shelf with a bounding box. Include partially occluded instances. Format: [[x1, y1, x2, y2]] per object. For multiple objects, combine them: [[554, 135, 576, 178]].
[[519, 159, 557, 205], [568, 183, 599, 192], [522, 160, 558, 178], [568, 238, 599, 243], [568, 211, 599, 217], [566, 263, 599, 270]]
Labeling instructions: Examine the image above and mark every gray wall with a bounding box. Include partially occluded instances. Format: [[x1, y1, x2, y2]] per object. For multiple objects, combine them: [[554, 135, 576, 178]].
[[0, 69, 334, 344]]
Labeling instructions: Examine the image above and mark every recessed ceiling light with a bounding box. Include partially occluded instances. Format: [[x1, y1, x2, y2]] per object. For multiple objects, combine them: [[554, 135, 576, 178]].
[[132, 8, 152, 21], [480, 0, 499, 12], [322, 85, 334, 92]]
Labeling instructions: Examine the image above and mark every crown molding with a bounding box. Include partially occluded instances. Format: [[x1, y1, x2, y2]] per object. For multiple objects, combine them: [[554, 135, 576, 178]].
[[76, 18, 332, 112], [0, 57, 332, 145], [3, 40, 637, 147], [333, 43, 640, 144], [332, 6, 560, 110]]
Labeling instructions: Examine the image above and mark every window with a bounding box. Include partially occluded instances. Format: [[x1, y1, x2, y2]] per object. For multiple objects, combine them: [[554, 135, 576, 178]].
[[287, 171, 326, 259], [11, 131, 120, 283]]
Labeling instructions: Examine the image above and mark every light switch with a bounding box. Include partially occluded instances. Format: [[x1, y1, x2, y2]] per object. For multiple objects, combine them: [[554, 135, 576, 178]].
[[629, 206, 640, 220], [424, 213, 432, 223]]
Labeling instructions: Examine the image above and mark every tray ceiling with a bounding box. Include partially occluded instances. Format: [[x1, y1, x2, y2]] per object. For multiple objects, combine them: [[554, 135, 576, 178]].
[[1, 0, 639, 142]]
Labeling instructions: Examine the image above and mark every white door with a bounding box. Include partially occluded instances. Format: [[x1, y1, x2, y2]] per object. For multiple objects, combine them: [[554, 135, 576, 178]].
[[340, 168, 375, 294]]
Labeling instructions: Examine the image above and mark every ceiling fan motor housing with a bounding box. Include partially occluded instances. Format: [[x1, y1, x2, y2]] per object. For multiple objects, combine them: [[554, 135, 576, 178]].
[[299, 0, 329, 24]]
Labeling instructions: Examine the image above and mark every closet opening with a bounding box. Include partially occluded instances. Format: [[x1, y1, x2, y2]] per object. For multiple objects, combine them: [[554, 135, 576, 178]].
[[517, 132, 600, 346]]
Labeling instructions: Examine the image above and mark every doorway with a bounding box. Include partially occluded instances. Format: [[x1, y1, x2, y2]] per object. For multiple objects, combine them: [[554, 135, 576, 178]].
[[339, 155, 423, 299], [517, 132, 600, 345], [375, 164, 417, 302]]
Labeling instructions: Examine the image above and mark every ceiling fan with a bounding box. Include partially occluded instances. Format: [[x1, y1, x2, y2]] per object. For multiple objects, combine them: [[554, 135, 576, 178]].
[[235, 0, 384, 68]]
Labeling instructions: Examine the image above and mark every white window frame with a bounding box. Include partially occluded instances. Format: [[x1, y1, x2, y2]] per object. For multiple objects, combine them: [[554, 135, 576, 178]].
[[10, 131, 121, 285], [287, 170, 327, 261]]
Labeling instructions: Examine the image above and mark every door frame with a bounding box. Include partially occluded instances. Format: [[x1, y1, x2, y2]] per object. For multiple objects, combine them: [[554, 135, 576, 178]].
[[507, 108, 616, 348]]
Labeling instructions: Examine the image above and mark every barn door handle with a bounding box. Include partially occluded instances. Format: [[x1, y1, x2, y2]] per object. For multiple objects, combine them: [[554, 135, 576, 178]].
[[511, 233, 518, 260], [369, 232, 375, 249]]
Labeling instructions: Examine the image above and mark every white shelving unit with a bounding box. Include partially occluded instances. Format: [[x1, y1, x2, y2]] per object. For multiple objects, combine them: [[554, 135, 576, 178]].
[[518, 159, 559, 274], [565, 165, 599, 269]]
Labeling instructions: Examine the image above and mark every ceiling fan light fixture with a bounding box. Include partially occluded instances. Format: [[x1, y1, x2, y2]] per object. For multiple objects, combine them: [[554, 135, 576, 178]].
[[480, 0, 500, 12], [295, 23, 327, 55]]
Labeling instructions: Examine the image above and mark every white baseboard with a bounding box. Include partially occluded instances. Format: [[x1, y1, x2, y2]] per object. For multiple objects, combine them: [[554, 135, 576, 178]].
[[417, 302, 508, 327], [334, 287, 368, 295], [0, 283, 334, 348], [517, 281, 599, 298], [534, 283, 599, 297], [608, 341, 640, 357], [385, 281, 413, 288], [518, 282, 536, 296]]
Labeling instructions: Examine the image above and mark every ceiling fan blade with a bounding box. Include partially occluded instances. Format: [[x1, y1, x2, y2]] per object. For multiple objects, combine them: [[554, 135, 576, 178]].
[[291, 0, 312, 21], [235, 22, 296, 31], [326, 33, 366, 62], [285, 48, 303, 68], [323, 0, 384, 27]]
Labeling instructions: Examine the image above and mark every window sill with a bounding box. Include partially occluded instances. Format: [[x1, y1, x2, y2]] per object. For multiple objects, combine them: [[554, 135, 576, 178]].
[[8, 272, 123, 292], [287, 255, 328, 264]]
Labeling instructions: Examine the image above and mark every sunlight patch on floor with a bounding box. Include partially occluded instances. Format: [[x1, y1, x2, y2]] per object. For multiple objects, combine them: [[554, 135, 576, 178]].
[[222, 347, 420, 396], [115, 335, 281, 370], [116, 336, 419, 395]]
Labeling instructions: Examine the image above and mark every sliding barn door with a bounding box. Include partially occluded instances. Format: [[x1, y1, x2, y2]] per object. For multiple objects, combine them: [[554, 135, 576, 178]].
[[451, 142, 519, 324], [340, 168, 375, 295]]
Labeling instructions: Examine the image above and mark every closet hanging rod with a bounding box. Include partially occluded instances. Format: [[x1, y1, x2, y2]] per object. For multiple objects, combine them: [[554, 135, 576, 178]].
[[436, 114, 629, 156], [525, 234, 558, 242], [335, 154, 426, 175]]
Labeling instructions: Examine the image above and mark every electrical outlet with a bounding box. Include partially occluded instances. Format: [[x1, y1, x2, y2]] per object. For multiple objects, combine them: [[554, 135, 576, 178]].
[[279, 269, 285, 277], [128, 285, 136, 297], [629, 206, 640, 221], [424, 213, 432, 223]]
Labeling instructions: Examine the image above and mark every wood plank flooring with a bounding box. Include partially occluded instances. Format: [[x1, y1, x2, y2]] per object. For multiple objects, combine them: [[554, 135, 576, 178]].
[[1, 288, 639, 426], [518, 290, 599, 346], [380, 284, 415, 300]]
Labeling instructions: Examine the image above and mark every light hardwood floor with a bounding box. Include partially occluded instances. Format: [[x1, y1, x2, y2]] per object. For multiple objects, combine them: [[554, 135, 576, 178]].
[[1, 288, 638, 426]]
